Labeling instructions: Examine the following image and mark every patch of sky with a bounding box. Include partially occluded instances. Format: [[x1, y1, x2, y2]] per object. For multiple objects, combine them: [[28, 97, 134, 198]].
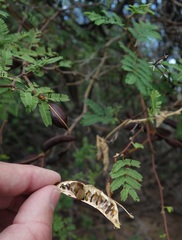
[[168, 58, 176, 64]]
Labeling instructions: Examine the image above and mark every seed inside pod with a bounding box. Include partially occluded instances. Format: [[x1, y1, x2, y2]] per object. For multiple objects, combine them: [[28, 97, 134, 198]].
[[48, 102, 68, 129], [75, 189, 85, 200], [71, 182, 84, 195]]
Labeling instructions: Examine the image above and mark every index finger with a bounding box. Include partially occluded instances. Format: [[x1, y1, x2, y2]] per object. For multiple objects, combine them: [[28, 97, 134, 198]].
[[0, 162, 61, 196]]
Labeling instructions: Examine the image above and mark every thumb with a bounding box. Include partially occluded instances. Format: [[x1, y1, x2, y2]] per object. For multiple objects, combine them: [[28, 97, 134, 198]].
[[1, 185, 61, 240]]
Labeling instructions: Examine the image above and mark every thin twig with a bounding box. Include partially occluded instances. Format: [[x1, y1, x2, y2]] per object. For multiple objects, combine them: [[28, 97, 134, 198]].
[[140, 95, 171, 240], [40, 10, 60, 32], [105, 118, 148, 141], [120, 127, 143, 156], [69, 51, 108, 132]]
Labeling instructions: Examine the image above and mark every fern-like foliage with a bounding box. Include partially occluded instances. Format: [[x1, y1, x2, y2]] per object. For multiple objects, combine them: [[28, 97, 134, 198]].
[[0, 12, 70, 127], [120, 43, 152, 95], [84, 10, 123, 27], [81, 99, 118, 126], [127, 3, 154, 15], [0, 10, 9, 18], [110, 159, 143, 201], [149, 89, 162, 114], [0, 50, 13, 75], [148, 89, 162, 122], [0, 88, 19, 119], [39, 101, 52, 127], [19, 83, 69, 126], [163, 60, 182, 84], [129, 21, 161, 43], [26, 56, 63, 74]]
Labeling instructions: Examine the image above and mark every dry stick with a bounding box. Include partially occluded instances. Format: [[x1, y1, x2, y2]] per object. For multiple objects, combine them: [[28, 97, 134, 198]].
[[120, 127, 143, 156], [69, 51, 108, 132], [140, 95, 171, 240], [105, 118, 147, 141], [69, 35, 125, 132], [40, 9, 61, 32], [106, 107, 182, 142]]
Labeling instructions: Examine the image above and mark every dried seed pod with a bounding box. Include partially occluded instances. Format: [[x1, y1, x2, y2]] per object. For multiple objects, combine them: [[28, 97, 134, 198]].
[[48, 103, 68, 129], [42, 135, 75, 152], [57, 181, 134, 229], [164, 137, 182, 148]]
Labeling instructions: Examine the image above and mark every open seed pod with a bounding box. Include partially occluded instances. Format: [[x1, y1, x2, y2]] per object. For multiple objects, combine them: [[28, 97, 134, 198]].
[[57, 181, 134, 229], [48, 102, 68, 129]]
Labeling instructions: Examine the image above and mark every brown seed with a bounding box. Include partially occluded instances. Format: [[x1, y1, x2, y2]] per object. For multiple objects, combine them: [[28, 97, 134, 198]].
[[105, 204, 114, 214], [75, 189, 85, 200], [96, 195, 103, 205], [90, 193, 99, 203], [85, 190, 92, 201], [71, 182, 84, 195], [65, 184, 70, 190]]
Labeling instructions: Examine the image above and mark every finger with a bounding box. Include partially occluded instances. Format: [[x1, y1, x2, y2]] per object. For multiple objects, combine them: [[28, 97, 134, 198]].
[[0, 194, 27, 211], [0, 162, 61, 196], [0, 185, 61, 240], [0, 195, 28, 231], [0, 209, 15, 232]]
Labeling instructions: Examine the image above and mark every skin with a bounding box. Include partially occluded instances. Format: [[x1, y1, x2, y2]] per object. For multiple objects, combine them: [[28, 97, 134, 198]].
[[0, 161, 61, 240]]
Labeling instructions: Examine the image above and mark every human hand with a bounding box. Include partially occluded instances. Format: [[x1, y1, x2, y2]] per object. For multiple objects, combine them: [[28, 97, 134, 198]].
[[0, 161, 61, 240]]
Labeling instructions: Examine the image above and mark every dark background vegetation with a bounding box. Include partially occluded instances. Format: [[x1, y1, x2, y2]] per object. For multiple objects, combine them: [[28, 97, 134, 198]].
[[0, 0, 182, 239]]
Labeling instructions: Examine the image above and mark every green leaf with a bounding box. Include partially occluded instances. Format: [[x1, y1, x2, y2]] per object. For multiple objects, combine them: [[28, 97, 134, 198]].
[[0, 90, 18, 119], [36, 87, 54, 94], [125, 73, 136, 84], [0, 87, 9, 93], [132, 142, 144, 149], [128, 188, 140, 201], [0, 18, 8, 35], [47, 93, 69, 102], [0, 50, 13, 72], [110, 160, 123, 173], [127, 3, 154, 15], [20, 91, 33, 107], [84, 10, 123, 27], [46, 56, 63, 64], [128, 159, 141, 168], [13, 51, 35, 63], [30, 97, 39, 111], [110, 159, 141, 177], [120, 44, 153, 95], [0, 10, 8, 18], [149, 89, 162, 114], [39, 101, 52, 127], [164, 206, 173, 213], [60, 94, 69, 102], [125, 169, 143, 181], [129, 21, 161, 43], [81, 99, 116, 126], [125, 176, 142, 190], [48, 93, 61, 102], [120, 187, 129, 201], [20, 90, 39, 112], [59, 60, 72, 68], [110, 177, 125, 191], [85, 99, 103, 115]]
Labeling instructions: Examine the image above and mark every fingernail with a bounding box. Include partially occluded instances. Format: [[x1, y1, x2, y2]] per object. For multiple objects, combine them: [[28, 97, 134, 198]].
[[50, 187, 61, 211]]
